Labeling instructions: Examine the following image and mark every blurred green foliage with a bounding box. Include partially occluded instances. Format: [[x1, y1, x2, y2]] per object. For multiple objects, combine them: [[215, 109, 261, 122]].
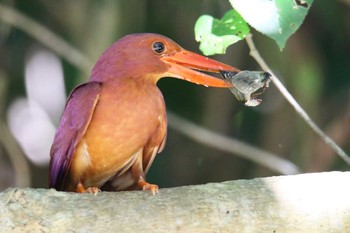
[[0, 0, 349, 190]]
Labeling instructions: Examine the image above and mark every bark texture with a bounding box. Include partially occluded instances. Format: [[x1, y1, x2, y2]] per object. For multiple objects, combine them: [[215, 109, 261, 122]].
[[0, 172, 349, 233]]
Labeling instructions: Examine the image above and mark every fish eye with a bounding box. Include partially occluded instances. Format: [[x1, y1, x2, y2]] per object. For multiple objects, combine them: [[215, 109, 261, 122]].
[[152, 41, 165, 54]]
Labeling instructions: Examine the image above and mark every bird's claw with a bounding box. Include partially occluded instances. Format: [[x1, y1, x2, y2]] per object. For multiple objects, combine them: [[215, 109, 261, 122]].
[[84, 187, 101, 195], [138, 180, 159, 195], [76, 183, 101, 195], [143, 184, 159, 195]]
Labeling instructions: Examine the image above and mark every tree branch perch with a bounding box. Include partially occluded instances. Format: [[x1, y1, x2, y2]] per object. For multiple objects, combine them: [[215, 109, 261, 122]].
[[1, 172, 349, 232]]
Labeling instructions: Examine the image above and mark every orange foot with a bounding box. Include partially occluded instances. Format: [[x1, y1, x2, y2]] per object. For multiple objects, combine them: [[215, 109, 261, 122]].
[[138, 180, 159, 195], [76, 183, 101, 195]]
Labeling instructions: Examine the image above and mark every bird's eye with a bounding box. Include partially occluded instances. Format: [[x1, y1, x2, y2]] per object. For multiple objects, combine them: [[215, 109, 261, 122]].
[[152, 42, 165, 54]]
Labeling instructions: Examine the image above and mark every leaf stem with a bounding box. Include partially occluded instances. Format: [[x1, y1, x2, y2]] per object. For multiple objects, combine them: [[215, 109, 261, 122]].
[[245, 33, 350, 166]]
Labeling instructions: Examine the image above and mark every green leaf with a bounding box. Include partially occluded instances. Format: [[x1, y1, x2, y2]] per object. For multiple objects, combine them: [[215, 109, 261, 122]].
[[229, 0, 313, 50], [194, 9, 250, 56]]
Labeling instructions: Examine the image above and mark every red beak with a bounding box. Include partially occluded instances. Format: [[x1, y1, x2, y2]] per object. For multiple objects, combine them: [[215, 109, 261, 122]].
[[161, 49, 240, 88]]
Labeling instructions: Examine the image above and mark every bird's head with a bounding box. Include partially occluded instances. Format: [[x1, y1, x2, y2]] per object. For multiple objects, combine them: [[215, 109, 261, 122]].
[[91, 33, 239, 87]]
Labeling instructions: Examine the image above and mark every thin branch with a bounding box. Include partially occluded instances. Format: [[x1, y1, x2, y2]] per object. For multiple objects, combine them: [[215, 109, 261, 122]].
[[0, 3, 94, 74], [0, 4, 301, 174], [168, 112, 300, 175], [0, 120, 31, 187], [245, 33, 350, 166]]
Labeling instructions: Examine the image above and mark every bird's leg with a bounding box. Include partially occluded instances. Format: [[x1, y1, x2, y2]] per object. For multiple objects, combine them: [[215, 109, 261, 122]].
[[132, 150, 159, 195], [76, 182, 101, 194]]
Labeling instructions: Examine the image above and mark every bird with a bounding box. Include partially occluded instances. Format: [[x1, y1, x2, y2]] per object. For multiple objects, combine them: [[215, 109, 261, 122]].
[[49, 33, 239, 194]]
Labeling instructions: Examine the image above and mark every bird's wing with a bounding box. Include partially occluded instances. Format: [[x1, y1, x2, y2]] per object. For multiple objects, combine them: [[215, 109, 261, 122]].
[[49, 81, 102, 190], [143, 121, 167, 175]]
